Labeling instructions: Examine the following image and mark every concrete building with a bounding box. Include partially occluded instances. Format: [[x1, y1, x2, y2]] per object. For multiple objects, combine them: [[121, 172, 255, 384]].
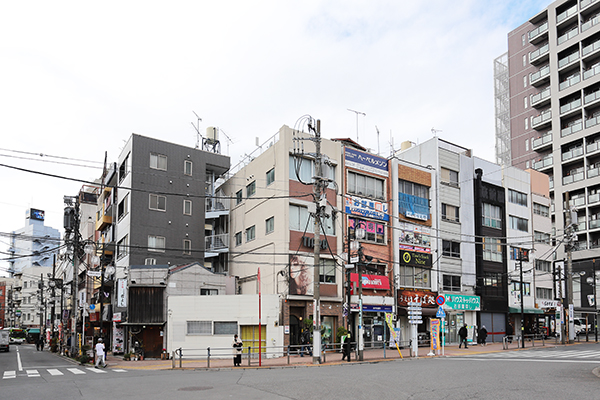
[[499, 0, 600, 333], [221, 125, 344, 348]]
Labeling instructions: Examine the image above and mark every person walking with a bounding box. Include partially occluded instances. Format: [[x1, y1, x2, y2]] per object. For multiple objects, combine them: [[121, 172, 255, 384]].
[[458, 324, 469, 349], [506, 322, 514, 344], [232, 334, 243, 366], [341, 332, 351, 362], [94, 338, 107, 368], [479, 325, 488, 346]]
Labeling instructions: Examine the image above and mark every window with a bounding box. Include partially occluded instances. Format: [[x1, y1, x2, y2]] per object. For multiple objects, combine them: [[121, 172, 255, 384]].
[[150, 153, 167, 170], [145, 258, 156, 265], [443, 275, 461, 292], [536, 287, 553, 299], [183, 199, 192, 215], [214, 321, 238, 335], [348, 171, 385, 200], [523, 75, 527, 88], [290, 204, 335, 236], [117, 235, 128, 259], [349, 217, 384, 244], [266, 216, 274, 234], [320, 259, 336, 283], [533, 203, 549, 217], [523, 54, 527, 67], [23, 282, 27, 289], [508, 189, 527, 206], [442, 240, 460, 258], [148, 235, 166, 252], [183, 239, 191, 255], [200, 289, 218, 296], [509, 215, 528, 232], [482, 203, 502, 229], [398, 179, 428, 198], [525, 118, 529, 131], [118, 194, 129, 220], [119, 154, 129, 183], [149, 194, 167, 211], [482, 237, 503, 262], [236, 190, 243, 205], [440, 168, 459, 187], [534, 231, 551, 244], [187, 321, 211, 335], [526, 161, 530, 168], [184, 160, 193, 176], [535, 259, 552, 272], [512, 282, 530, 296], [399, 265, 430, 288], [442, 204, 459, 222], [483, 272, 504, 296], [245, 225, 256, 242], [235, 232, 242, 246], [289, 156, 336, 189], [246, 181, 256, 197], [266, 168, 275, 186], [522, 34, 526, 46], [524, 96, 528, 108]]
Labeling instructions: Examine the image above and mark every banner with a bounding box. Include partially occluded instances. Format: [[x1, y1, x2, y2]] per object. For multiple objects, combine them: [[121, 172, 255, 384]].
[[430, 319, 440, 351], [385, 313, 403, 358]]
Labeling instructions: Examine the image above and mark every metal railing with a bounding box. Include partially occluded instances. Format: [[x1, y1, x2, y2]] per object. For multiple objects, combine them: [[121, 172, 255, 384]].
[[502, 334, 553, 350]]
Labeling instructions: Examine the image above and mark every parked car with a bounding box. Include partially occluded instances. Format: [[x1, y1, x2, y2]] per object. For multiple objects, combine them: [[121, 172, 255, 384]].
[[574, 318, 591, 335]]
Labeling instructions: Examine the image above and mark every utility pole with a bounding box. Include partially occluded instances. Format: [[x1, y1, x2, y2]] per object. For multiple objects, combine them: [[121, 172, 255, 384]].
[[518, 248, 529, 349], [558, 263, 565, 345], [565, 193, 575, 344], [51, 255, 56, 342], [39, 273, 44, 342]]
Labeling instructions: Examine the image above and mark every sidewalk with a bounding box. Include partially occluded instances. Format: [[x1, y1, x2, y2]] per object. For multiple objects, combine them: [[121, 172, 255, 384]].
[[102, 339, 569, 371]]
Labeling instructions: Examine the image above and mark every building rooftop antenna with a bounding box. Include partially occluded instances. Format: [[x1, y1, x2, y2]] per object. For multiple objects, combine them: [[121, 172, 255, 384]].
[[191, 111, 202, 149], [347, 109, 366, 142], [219, 128, 234, 156], [375, 126, 380, 156], [431, 127, 442, 137]]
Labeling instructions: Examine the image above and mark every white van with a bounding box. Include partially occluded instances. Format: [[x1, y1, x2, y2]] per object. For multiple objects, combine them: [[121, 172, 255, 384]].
[[0, 329, 10, 352]]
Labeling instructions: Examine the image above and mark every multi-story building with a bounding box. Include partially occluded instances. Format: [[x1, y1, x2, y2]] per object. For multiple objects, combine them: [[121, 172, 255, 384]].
[[499, 0, 600, 333], [221, 125, 344, 348]]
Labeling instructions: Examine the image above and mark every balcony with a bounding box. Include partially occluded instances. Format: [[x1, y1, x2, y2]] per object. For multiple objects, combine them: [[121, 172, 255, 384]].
[[577, 221, 587, 231], [590, 218, 600, 230], [581, 0, 600, 11], [532, 132, 553, 151], [584, 64, 600, 80], [96, 213, 112, 231], [585, 115, 600, 129], [562, 146, 584, 161], [205, 233, 229, 257], [588, 165, 600, 178], [588, 140, 600, 153], [563, 168, 585, 185], [529, 21, 549, 44], [534, 154, 554, 171], [531, 87, 551, 107], [530, 65, 551, 86], [557, 5, 578, 25], [584, 88, 600, 106], [582, 14, 600, 32], [583, 39, 600, 59], [205, 196, 230, 219], [560, 98, 582, 115], [589, 192, 600, 204], [569, 195, 586, 207], [558, 51, 579, 70], [532, 109, 552, 129], [561, 120, 583, 137], [560, 73, 580, 91], [530, 43, 550, 64], [558, 26, 579, 45], [549, 176, 554, 190]]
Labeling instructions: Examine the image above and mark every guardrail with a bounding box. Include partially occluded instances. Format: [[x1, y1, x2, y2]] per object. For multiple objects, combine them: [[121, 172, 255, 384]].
[[502, 334, 558, 350]]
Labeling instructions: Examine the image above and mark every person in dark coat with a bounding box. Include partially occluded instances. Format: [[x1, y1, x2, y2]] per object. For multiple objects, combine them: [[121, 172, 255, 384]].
[[341, 332, 351, 362], [458, 324, 468, 349], [232, 334, 243, 366], [479, 325, 488, 346]]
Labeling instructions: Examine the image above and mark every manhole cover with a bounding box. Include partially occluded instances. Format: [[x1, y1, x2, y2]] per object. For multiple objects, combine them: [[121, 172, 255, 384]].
[[178, 386, 213, 392]]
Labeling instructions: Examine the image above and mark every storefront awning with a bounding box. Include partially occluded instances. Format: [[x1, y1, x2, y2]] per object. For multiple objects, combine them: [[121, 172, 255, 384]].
[[27, 328, 40, 334], [508, 307, 543, 314]]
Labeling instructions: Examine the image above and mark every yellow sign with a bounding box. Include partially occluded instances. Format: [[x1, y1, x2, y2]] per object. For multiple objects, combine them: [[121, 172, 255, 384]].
[[385, 313, 403, 359]]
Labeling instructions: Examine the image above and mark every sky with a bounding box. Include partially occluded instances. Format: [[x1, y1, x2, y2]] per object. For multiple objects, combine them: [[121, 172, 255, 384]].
[[0, 0, 550, 276]]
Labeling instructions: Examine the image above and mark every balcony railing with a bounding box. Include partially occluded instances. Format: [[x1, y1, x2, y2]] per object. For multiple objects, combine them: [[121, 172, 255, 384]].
[[589, 192, 600, 204], [560, 98, 582, 114], [532, 132, 553, 149], [549, 177, 554, 189], [582, 14, 600, 32], [577, 221, 587, 231], [585, 115, 600, 129], [531, 65, 551, 85], [558, 26, 579, 45], [583, 39, 600, 57], [581, 0, 600, 11], [557, 5, 578, 24], [584, 88, 600, 104], [206, 196, 230, 213], [590, 219, 600, 230], [531, 43, 550, 63], [561, 120, 583, 137], [205, 233, 229, 252], [563, 168, 585, 185], [534, 155, 553, 170], [584, 64, 600, 80], [558, 51, 579, 68], [588, 165, 600, 178], [529, 21, 549, 42], [560, 74, 580, 90], [532, 110, 552, 127], [532, 87, 551, 106], [588, 140, 600, 153], [562, 146, 584, 161], [570, 195, 586, 207]]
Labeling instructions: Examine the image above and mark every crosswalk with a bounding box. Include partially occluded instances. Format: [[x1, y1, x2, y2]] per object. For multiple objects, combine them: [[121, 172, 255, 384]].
[[464, 348, 600, 362], [3, 367, 128, 379]]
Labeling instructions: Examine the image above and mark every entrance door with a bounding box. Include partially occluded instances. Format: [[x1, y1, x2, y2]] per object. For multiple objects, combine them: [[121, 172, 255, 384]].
[[140, 326, 163, 358], [240, 325, 266, 355]]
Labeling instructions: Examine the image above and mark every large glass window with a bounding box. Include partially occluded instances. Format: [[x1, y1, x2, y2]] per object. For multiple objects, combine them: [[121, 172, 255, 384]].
[[482, 237, 503, 262], [443, 275, 461, 292], [483, 272, 504, 296], [289, 156, 336, 188], [536, 287, 553, 299], [533, 203, 550, 217], [348, 171, 385, 200], [535, 259, 552, 272], [150, 153, 167, 170], [399, 180, 428, 198], [290, 205, 335, 235], [349, 217, 384, 244], [509, 215, 528, 232], [508, 189, 528, 206], [399, 265, 430, 288], [149, 194, 166, 211], [148, 235, 166, 252], [442, 240, 460, 258], [512, 282, 531, 296], [482, 203, 502, 229], [534, 231, 551, 244]]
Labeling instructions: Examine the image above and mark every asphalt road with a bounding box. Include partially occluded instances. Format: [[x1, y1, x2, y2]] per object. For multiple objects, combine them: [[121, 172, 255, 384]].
[[2, 343, 600, 399]]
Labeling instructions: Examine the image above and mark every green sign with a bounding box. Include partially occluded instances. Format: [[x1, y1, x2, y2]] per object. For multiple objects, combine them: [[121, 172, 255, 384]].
[[441, 294, 480, 311]]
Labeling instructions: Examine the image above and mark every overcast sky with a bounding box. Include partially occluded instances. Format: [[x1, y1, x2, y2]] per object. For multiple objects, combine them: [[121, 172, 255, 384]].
[[0, 0, 549, 276]]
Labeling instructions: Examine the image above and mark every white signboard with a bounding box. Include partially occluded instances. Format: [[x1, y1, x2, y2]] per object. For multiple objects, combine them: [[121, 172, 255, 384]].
[[538, 299, 559, 309], [117, 278, 128, 308]]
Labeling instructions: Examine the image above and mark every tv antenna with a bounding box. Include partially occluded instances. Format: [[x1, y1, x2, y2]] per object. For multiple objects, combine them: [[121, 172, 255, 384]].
[[191, 111, 202, 149], [347, 109, 366, 142], [219, 128, 234, 155], [375, 125, 380, 156], [431, 127, 442, 137]]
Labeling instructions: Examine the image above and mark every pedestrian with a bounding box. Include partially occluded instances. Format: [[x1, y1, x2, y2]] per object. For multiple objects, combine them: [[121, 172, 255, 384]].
[[94, 338, 107, 368], [458, 323, 469, 349], [341, 331, 351, 362], [506, 322, 514, 344], [300, 328, 310, 357], [232, 334, 243, 366], [36, 336, 43, 351], [479, 325, 488, 346]]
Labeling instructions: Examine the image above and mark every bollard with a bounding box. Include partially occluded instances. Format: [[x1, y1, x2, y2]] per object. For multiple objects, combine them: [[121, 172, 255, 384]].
[[532, 336, 535, 347], [207, 347, 211, 368], [409, 340, 413, 358], [248, 346, 251, 366], [287, 345, 290, 365], [542, 335, 545, 346], [177, 348, 182, 369], [172, 351, 176, 368], [322, 345, 326, 363]]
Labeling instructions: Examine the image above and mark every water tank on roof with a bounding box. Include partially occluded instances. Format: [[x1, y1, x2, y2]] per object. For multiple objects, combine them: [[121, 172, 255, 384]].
[[400, 141, 412, 151], [206, 127, 219, 142]]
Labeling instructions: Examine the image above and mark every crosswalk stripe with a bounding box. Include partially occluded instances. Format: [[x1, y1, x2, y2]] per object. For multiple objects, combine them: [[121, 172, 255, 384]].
[[67, 368, 86, 375], [112, 369, 127, 373], [3, 371, 16, 379], [86, 367, 107, 374], [26, 370, 40, 377], [47, 369, 63, 376]]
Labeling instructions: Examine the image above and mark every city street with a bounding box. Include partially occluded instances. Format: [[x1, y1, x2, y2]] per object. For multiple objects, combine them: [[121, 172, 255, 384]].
[[2, 343, 600, 399]]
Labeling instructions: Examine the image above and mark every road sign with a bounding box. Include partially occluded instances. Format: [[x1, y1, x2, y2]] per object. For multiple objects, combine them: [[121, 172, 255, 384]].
[[436, 306, 446, 318], [436, 295, 445, 306], [409, 319, 423, 324]]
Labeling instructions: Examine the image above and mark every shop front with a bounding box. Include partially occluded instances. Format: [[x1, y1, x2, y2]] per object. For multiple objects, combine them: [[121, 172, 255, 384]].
[[439, 293, 480, 344], [397, 289, 438, 344]]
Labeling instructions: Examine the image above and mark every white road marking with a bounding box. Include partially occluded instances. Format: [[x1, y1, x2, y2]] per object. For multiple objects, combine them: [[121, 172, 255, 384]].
[[16, 347, 23, 371], [47, 369, 63, 376], [112, 369, 128, 373], [26, 369, 40, 377], [3, 371, 16, 379], [67, 368, 86, 375], [86, 367, 107, 374]]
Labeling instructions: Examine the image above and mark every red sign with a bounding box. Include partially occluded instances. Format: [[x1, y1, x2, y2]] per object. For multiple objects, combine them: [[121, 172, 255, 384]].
[[350, 273, 390, 290], [398, 289, 437, 308]]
